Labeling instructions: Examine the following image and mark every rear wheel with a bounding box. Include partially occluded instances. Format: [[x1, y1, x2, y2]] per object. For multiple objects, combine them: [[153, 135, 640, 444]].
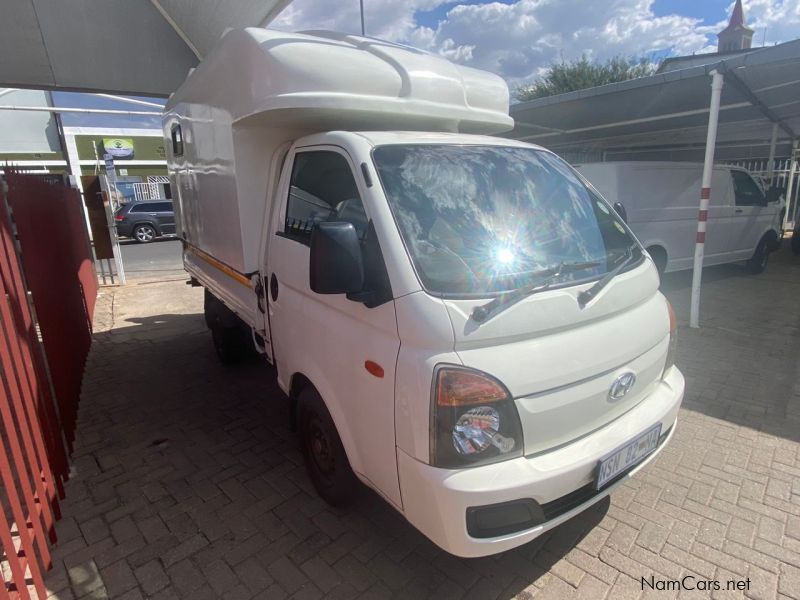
[[133, 223, 156, 243], [210, 324, 251, 364], [747, 237, 770, 274], [298, 387, 359, 507], [204, 290, 252, 364]]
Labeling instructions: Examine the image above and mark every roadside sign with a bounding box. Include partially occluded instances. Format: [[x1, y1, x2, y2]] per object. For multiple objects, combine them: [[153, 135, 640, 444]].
[[104, 154, 117, 187]]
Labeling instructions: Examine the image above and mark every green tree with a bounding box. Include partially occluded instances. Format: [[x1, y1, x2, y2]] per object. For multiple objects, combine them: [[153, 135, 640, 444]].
[[515, 55, 657, 101]]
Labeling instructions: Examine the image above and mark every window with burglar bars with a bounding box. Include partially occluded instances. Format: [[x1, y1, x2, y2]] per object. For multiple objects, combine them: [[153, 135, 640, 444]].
[[133, 182, 162, 201]]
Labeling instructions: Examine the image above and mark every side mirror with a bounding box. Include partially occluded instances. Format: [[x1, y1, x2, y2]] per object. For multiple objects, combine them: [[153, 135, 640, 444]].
[[309, 222, 364, 295], [764, 186, 783, 204], [613, 201, 628, 223]]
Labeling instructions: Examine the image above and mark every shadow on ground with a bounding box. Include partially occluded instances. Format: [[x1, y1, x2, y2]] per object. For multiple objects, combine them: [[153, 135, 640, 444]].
[[48, 309, 613, 599], [47, 246, 800, 599], [658, 247, 800, 444]]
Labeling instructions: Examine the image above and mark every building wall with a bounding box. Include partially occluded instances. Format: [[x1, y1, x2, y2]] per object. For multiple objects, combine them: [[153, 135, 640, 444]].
[[74, 134, 166, 162], [0, 89, 60, 154]]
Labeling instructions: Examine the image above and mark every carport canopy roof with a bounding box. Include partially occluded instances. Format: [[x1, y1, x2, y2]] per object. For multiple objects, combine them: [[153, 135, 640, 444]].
[[0, 0, 291, 97], [508, 40, 800, 154]]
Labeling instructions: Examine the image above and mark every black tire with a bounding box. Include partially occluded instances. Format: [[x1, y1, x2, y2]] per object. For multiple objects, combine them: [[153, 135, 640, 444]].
[[210, 324, 250, 365], [747, 237, 770, 274], [297, 387, 359, 507], [204, 289, 252, 364], [132, 223, 157, 243]]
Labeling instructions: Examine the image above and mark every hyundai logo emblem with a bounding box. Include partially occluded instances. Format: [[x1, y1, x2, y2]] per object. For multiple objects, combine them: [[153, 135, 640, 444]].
[[609, 372, 636, 401]]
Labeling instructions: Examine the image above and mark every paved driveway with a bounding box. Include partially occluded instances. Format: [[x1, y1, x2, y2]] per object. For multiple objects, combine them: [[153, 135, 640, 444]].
[[45, 249, 800, 599]]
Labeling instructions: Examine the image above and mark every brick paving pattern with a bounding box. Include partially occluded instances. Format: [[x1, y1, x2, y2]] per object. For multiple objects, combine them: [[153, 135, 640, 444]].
[[44, 248, 800, 599]]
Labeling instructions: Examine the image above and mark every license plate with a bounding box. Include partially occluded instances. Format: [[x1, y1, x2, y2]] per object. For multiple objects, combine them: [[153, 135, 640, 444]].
[[596, 423, 661, 489]]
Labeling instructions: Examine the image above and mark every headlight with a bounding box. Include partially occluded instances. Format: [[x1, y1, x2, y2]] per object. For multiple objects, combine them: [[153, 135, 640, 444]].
[[431, 366, 523, 468], [663, 300, 677, 377]]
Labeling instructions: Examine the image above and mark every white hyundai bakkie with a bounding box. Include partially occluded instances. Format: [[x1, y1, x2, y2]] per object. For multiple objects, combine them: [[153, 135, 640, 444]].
[[164, 28, 684, 557]]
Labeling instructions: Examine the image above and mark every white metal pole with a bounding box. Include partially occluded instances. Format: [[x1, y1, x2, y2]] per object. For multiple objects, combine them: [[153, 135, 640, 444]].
[[766, 122, 779, 184], [0, 105, 159, 116], [360, 0, 365, 36], [690, 70, 724, 329], [783, 140, 798, 232]]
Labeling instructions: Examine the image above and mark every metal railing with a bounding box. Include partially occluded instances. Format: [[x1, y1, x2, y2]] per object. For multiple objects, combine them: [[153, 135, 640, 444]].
[[723, 156, 799, 230], [132, 182, 162, 201]]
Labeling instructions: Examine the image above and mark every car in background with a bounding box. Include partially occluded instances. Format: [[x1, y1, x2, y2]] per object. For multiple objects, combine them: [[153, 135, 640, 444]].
[[114, 200, 176, 243], [575, 162, 784, 275]]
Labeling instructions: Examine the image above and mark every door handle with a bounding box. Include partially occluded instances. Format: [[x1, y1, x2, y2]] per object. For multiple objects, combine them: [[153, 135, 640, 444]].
[[270, 273, 279, 301], [735, 209, 743, 214]]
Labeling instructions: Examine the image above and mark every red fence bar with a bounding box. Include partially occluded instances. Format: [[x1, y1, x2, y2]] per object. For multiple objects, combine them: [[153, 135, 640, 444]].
[[0, 505, 34, 600], [0, 219, 62, 528], [1, 172, 98, 598], [0, 192, 68, 489], [5, 173, 98, 449]]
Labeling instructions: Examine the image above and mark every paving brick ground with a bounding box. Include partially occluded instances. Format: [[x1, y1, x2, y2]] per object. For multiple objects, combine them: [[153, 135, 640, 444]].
[[44, 247, 800, 599]]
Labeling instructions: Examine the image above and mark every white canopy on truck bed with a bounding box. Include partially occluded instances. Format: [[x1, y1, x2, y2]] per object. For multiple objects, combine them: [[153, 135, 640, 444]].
[[164, 28, 513, 274], [166, 28, 513, 133]]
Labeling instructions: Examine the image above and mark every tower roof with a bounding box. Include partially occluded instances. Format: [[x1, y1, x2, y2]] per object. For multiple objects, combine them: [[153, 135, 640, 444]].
[[720, 0, 754, 35]]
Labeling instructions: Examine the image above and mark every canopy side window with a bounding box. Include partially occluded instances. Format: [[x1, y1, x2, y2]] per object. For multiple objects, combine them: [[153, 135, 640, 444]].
[[731, 171, 764, 207], [171, 124, 184, 156]]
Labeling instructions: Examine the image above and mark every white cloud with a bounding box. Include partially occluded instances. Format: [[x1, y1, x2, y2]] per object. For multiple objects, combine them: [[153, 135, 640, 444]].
[[271, 0, 800, 88], [409, 0, 717, 86], [271, 0, 445, 41], [739, 0, 800, 47]]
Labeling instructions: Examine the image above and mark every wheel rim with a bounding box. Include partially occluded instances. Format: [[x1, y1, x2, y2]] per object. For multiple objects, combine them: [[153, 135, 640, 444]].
[[136, 226, 155, 242], [306, 416, 336, 481]]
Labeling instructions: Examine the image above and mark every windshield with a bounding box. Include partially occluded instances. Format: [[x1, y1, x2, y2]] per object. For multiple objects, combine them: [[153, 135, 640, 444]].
[[372, 144, 639, 296]]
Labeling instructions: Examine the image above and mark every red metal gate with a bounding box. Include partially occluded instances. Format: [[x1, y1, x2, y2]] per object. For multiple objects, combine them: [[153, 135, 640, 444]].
[[1, 173, 97, 598]]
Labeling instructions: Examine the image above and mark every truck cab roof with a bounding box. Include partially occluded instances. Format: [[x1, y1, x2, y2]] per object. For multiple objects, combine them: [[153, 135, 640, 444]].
[[294, 130, 546, 150]]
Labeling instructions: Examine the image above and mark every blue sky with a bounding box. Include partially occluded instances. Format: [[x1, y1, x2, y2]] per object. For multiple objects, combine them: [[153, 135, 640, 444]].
[[53, 0, 796, 128], [417, 0, 729, 28], [52, 92, 164, 129], [651, 0, 730, 23]]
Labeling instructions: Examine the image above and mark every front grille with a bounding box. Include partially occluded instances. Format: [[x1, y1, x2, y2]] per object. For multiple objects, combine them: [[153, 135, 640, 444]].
[[541, 425, 672, 521]]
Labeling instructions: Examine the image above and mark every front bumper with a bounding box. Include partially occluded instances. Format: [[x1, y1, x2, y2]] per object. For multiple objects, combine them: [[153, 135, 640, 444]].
[[397, 367, 684, 557]]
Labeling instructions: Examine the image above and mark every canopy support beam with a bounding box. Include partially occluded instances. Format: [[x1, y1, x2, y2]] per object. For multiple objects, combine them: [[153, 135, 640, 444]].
[[783, 140, 799, 232], [0, 105, 159, 117], [148, 0, 202, 61], [719, 66, 796, 139], [767, 123, 779, 183], [690, 70, 724, 329]]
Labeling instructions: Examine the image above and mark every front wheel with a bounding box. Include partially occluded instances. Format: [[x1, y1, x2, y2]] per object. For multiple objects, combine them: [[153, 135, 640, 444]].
[[747, 238, 770, 274], [133, 224, 156, 243], [298, 387, 360, 507]]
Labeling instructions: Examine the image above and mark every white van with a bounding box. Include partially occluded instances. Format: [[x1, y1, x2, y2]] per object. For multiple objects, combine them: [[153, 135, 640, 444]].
[[575, 162, 784, 274], [164, 29, 684, 557]]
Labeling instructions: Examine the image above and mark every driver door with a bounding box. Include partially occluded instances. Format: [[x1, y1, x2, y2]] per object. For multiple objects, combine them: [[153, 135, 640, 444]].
[[266, 145, 402, 508], [729, 170, 767, 260]]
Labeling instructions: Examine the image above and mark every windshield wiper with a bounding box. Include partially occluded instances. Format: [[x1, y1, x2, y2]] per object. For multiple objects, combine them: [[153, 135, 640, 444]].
[[577, 245, 639, 309], [471, 260, 601, 324]]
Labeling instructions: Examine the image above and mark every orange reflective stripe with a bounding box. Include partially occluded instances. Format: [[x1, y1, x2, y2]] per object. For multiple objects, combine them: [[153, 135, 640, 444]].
[[186, 244, 251, 288]]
